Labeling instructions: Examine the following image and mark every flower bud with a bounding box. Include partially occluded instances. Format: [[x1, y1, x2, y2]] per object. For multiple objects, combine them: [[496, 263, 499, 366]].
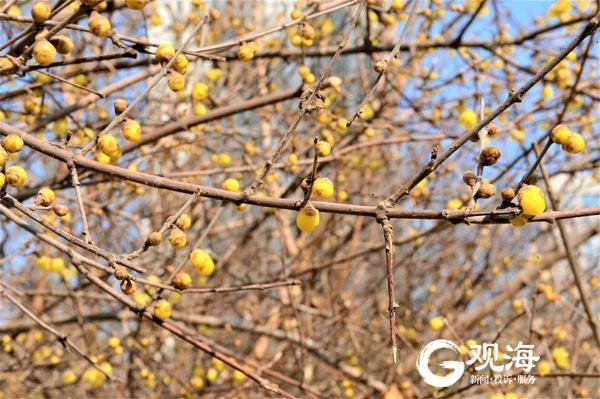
[[88, 11, 111, 38], [501, 187, 515, 201], [33, 39, 56, 66], [50, 35, 73, 55], [479, 146, 501, 166], [462, 170, 477, 186], [114, 98, 127, 114], [35, 187, 56, 206], [172, 272, 192, 290], [113, 265, 128, 280], [147, 231, 162, 246], [486, 123, 499, 138], [120, 278, 136, 295], [373, 60, 388, 73], [476, 181, 496, 199], [52, 204, 69, 217]]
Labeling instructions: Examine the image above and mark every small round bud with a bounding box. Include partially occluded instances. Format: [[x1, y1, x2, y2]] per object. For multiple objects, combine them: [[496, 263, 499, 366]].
[[5, 166, 26, 187], [168, 227, 187, 248], [479, 146, 501, 166], [551, 124, 571, 145], [120, 278, 136, 295], [476, 181, 496, 199], [33, 39, 56, 66], [373, 60, 388, 73], [172, 272, 192, 290], [175, 214, 191, 230], [88, 11, 111, 38], [300, 178, 310, 192], [155, 43, 175, 61], [3, 134, 24, 153], [31, 1, 51, 23], [237, 44, 254, 62], [114, 98, 127, 114], [462, 170, 477, 187], [35, 187, 56, 206], [501, 187, 515, 201], [302, 24, 315, 40], [167, 71, 185, 92], [52, 204, 69, 217], [315, 140, 331, 157], [50, 35, 73, 55], [147, 231, 162, 246], [486, 123, 499, 138], [113, 265, 128, 280]]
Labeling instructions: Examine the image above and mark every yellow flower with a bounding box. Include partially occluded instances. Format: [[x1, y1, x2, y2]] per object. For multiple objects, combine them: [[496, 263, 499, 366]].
[[167, 71, 185, 92], [222, 177, 240, 192], [3, 134, 24, 153], [191, 82, 209, 101], [153, 299, 172, 321], [168, 228, 187, 248], [429, 316, 444, 331], [107, 336, 120, 348], [447, 198, 462, 210], [205, 68, 222, 82], [518, 185, 545, 216], [31, 1, 51, 22], [155, 43, 175, 61], [537, 360, 551, 376], [237, 44, 254, 61], [207, 367, 219, 382], [98, 134, 119, 157], [173, 54, 189, 74], [458, 109, 478, 130], [190, 249, 215, 276], [552, 346, 570, 370], [175, 213, 191, 230], [5, 165, 26, 187], [551, 124, 571, 145], [312, 177, 334, 199], [33, 39, 56, 66], [563, 132, 585, 154], [296, 204, 320, 232], [122, 119, 141, 142], [88, 11, 111, 38], [315, 141, 331, 157], [61, 369, 77, 385]]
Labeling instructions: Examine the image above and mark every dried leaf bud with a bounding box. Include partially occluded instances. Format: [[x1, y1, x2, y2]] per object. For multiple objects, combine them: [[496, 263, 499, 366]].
[[486, 123, 499, 138], [147, 231, 162, 246], [462, 170, 477, 186], [52, 204, 69, 217], [120, 278, 136, 295], [300, 178, 310, 192], [501, 187, 515, 201], [114, 265, 128, 280], [373, 60, 388, 73], [480, 146, 501, 166]]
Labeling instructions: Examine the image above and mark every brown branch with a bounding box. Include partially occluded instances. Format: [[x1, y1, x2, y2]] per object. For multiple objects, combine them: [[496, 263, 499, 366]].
[[0, 284, 116, 381], [378, 216, 398, 364]]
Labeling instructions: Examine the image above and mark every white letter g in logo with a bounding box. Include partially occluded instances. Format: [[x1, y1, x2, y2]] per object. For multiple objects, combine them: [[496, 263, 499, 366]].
[[416, 339, 465, 388]]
